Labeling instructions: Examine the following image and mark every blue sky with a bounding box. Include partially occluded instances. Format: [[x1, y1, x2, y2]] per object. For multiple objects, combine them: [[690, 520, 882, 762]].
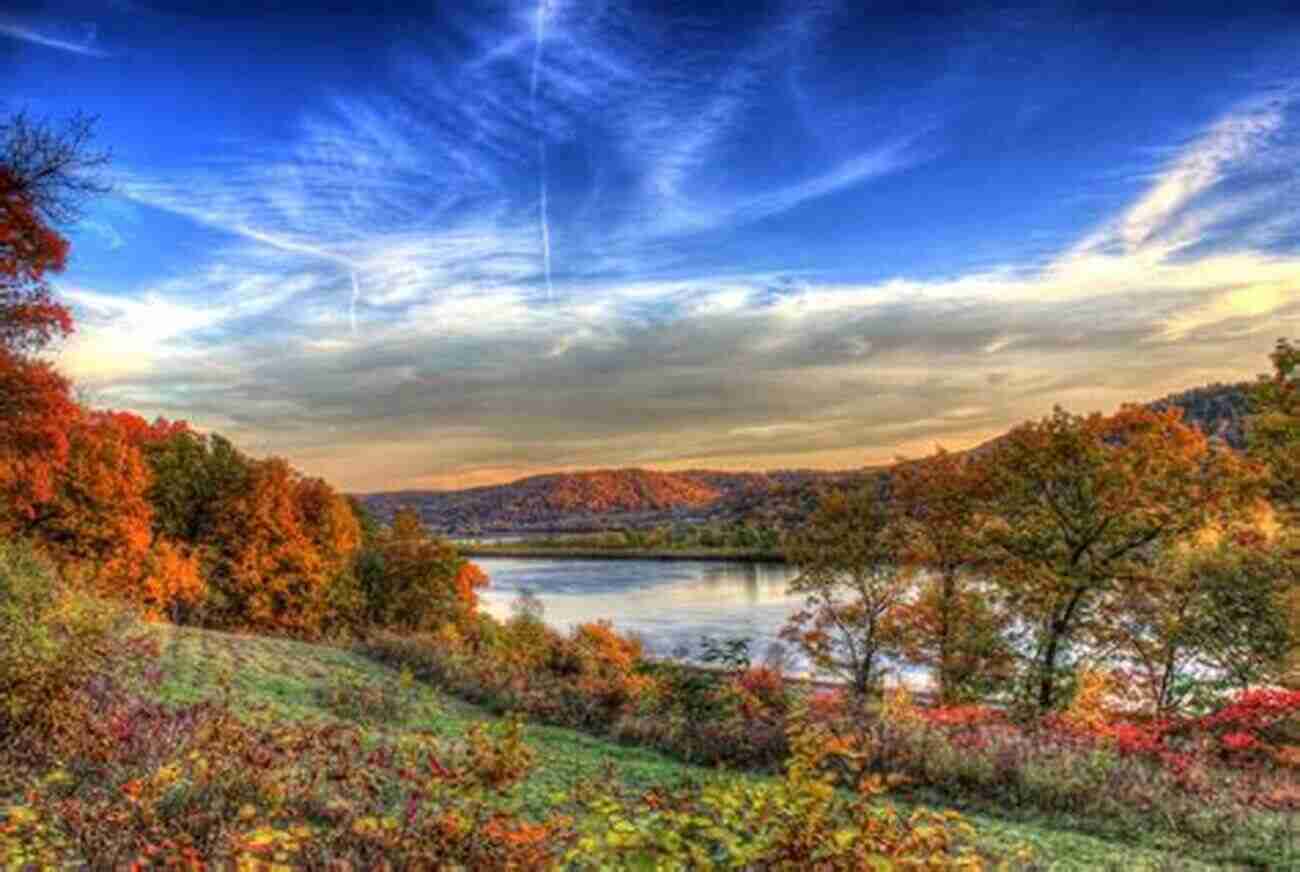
[[3, 1, 1299, 490]]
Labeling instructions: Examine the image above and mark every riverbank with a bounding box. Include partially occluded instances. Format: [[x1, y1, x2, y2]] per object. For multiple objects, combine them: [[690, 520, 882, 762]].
[[460, 544, 788, 563]]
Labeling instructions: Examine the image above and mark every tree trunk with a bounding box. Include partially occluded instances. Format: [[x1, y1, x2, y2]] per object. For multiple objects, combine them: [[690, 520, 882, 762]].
[[938, 570, 955, 704], [1038, 631, 1060, 710], [1038, 583, 1090, 711], [854, 649, 875, 697]]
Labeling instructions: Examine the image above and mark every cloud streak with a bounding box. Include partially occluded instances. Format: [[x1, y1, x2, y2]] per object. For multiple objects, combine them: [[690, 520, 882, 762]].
[[531, 0, 553, 299], [0, 18, 108, 57]]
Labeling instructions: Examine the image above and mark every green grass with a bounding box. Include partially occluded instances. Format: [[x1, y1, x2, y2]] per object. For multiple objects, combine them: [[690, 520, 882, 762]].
[[147, 625, 1242, 870]]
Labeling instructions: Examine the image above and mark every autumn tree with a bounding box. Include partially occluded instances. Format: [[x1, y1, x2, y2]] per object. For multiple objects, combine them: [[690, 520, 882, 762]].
[[202, 457, 360, 636], [781, 483, 910, 696], [137, 538, 205, 623], [979, 405, 1252, 711], [1249, 338, 1300, 525], [1102, 535, 1293, 714], [142, 431, 251, 543], [357, 507, 486, 633], [1241, 338, 1300, 685], [888, 448, 1012, 703], [6, 411, 203, 618], [346, 494, 382, 546], [32, 412, 154, 570], [0, 112, 107, 527], [0, 356, 78, 529], [1, 111, 107, 352], [0, 167, 70, 354]]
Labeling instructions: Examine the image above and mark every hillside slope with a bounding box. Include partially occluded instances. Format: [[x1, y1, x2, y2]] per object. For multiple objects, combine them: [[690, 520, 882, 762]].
[[143, 625, 1222, 870]]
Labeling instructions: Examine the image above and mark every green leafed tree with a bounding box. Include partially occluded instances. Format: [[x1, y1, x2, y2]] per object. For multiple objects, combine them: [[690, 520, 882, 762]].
[[1102, 536, 1294, 714], [1248, 338, 1300, 525]]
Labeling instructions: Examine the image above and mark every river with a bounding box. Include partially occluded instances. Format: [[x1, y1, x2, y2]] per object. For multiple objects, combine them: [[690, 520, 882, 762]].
[[475, 556, 805, 667]]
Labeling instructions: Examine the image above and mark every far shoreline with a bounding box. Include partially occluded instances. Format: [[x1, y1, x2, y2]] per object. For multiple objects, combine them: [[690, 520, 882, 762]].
[[458, 544, 788, 564]]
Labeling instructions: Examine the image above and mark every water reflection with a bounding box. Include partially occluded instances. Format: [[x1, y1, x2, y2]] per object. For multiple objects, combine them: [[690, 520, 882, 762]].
[[476, 557, 803, 665]]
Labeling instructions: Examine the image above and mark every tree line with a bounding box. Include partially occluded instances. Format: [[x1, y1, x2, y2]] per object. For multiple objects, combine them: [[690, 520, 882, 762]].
[[783, 350, 1299, 714], [0, 112, 479, 639]]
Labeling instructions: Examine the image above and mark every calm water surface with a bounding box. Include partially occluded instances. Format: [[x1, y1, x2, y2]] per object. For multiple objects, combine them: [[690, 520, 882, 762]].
[[475, 557, 804, 665]]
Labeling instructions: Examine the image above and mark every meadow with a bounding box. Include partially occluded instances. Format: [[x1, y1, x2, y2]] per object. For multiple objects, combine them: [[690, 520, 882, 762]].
[[1, 607, 1264, 870]]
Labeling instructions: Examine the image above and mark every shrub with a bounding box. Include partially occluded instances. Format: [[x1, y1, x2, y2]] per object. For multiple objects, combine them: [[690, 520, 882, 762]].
[[1, 685, 573, 867], [0, 540, 143, 747], [847, 695, 1297, 861], [358, 624, 795, 770], [570, 706, 1001, 870], [313, 666, 431, 725]]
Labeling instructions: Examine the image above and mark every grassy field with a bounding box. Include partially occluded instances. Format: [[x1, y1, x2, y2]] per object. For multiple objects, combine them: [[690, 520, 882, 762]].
[[140, 624, 1253, 870]]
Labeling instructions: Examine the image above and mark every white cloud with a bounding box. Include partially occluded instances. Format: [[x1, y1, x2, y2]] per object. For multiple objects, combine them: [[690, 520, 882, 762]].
[[1120, 103, 1283, 254], [0, 19, 108, 57]]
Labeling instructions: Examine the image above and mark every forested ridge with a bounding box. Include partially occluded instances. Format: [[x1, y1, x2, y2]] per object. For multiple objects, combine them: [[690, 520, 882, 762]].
[[361, 383, 1253, 535]]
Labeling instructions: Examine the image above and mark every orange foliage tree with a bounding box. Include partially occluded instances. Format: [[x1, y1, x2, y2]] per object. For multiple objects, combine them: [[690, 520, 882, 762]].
[[12, 411, 204, 618], [33, 412, 153, 570], [888, 448, 1012, 703], [136, 538, 205, 622], [204, 457, 360, 636], [979, 405, 1255, 711], [0, 356, 78, 527]]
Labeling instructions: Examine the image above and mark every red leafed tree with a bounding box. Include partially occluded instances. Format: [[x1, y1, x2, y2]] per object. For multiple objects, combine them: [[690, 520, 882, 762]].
[[0, 166, 77, 524], [0, 356, 79, 529], [34, 412, 154, 570], [0, 112, 108, 527], [0, 166, 72, 354], [98, 409, 191, 447], [1, 111, 105, 354]]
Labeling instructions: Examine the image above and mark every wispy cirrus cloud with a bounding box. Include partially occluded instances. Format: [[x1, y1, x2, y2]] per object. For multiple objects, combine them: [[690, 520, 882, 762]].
[[0, 17, 107, 57]]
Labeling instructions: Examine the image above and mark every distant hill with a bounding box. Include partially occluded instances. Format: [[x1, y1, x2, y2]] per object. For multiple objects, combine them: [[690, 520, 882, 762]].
[[363, 468, 726, 535], [359, 467, 873, 534], [1146, 381, 1252, 450], [359, 381, 1255, 534]]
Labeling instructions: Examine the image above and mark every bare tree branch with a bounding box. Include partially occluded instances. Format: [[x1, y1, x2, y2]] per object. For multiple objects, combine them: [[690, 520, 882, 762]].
[[1, 110, 112, 225]]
